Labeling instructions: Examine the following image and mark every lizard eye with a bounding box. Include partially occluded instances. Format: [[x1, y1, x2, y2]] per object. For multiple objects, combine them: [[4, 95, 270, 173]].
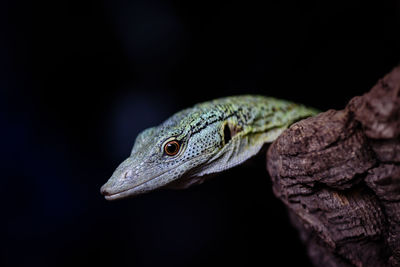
[[164, 140, 180, 156]]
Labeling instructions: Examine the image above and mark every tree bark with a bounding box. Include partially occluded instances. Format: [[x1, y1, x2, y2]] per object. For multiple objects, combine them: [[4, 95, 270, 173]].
[[267, 66, 400, 267]]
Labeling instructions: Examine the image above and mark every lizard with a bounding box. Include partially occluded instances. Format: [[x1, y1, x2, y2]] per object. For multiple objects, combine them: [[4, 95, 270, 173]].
[[100, 95, 319, 200]]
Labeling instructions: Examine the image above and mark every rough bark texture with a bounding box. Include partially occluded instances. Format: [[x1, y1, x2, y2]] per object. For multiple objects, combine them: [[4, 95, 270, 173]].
[[267, 66, 400, 267]]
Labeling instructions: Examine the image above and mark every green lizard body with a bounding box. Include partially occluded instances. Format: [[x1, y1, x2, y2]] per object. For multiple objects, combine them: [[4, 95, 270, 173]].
[[100, 95, 319, 200]]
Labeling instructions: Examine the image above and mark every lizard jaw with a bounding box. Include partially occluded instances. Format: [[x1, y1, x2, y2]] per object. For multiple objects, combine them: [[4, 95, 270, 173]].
[[100, 166, 174, 200], [100, 156, 205, 200], [101, 183, 148, 200]]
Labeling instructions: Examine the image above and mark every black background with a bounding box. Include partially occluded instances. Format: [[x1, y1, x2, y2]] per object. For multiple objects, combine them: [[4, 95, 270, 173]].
[[2, 1, 400, 266]]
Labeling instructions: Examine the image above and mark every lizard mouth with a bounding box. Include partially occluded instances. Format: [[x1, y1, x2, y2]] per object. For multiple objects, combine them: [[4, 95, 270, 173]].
[[103, 186, 144, 200], [101, 167, 175, 200]]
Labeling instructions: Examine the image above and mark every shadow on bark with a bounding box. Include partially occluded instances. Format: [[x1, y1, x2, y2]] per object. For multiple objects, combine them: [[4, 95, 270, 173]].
[[267, 66, 400, 267]]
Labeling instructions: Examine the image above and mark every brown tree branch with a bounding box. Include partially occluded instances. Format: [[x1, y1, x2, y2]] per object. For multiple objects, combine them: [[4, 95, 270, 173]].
[[267, 66, 400, 267]]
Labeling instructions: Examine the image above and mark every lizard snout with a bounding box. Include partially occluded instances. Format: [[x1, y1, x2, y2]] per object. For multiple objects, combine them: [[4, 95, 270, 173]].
[[100, 184, 111, 196], [100, 169, 132, 197]]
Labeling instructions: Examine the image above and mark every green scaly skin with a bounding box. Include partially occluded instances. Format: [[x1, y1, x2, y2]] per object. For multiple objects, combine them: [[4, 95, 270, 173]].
[[100, 95, 319, 200]]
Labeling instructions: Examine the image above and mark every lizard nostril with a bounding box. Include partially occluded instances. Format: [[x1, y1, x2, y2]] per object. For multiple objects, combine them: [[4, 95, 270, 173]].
[[124, 170, 132, 179]]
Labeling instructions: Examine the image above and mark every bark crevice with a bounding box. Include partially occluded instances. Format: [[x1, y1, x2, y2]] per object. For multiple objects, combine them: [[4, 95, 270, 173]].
[[267, 66, 400, 267]]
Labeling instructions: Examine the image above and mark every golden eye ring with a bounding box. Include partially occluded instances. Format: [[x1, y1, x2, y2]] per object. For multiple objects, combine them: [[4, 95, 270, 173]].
[[164, 140, 180, 156]]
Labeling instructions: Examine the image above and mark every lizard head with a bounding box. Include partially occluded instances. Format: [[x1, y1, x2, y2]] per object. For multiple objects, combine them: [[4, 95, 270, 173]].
[[100, 107, 236, 200]]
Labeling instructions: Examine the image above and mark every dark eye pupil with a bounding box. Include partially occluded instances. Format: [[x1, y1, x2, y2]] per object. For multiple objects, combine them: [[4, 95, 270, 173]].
[[164, 141, 180, 155], [166, 143, 177, 153]]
